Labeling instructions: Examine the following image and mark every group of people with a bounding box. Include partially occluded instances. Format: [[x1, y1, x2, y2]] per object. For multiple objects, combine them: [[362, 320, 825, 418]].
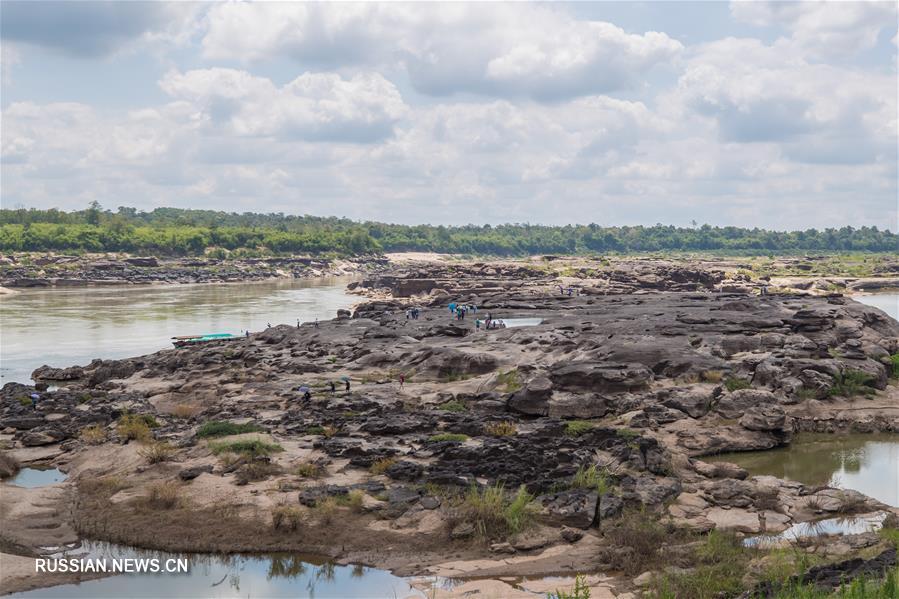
[[448, 302, 477, 320], [405, 307, 422, 320], [557, 285, 579, 296]]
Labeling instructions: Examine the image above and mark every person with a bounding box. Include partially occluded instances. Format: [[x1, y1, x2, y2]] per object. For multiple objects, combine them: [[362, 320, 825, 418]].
[[245, 330, 250, 338], [267, 322, 272, 328], [30, 392, 39, 408], [329, 381, 336, 394], [297, 319, 301, 328], [345, 379, 351, 393], [303, 389, 311, 401], [314, 318, 319, 328], [448, 302, 456, 314], [475, 319, 481, 331], [399, 373, 405, 388]]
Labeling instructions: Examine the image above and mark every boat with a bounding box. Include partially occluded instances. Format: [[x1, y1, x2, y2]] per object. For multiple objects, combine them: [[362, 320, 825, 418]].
[[171, 333, 238, 347]]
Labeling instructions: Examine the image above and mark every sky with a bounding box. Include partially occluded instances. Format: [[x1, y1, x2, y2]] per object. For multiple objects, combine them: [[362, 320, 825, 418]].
[[1, 1, 897, 231]]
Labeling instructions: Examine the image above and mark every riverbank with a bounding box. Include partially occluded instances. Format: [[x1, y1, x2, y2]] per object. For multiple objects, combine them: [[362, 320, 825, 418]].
[[2, 258, 898, 597], [0, 253, 387, 289]]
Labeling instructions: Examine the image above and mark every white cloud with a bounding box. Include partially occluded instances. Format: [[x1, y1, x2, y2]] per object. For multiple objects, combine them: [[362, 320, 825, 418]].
[[670, 37, 896, 166], [159, 69, 408, 143], [731, 1, 898, 58], [201, 3, 683, 101]]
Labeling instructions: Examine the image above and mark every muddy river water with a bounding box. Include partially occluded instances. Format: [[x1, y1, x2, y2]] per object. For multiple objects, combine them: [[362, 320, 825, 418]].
[[0, 278, 357, 384]]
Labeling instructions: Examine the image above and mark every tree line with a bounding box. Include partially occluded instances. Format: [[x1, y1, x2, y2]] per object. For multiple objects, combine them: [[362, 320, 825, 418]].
[[0, 205, 895, 256]]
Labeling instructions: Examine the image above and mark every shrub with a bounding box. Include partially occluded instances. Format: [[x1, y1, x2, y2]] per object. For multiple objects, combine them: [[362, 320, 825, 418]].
[[338, 490, 365, 513], [295, 462, 322, 478], [272, 504, 304, 531], [438, 400, 467, 413], [16, 396, 31, 406], [369, 457, 397, 475], [428, 433, 468, 443], [145, 481, 181, 509], [571, 465, 611, 496], [702, 370, 723, 383], [564, 420, 594, 437], [603, 511, 670, 576], [116, 413, 153, 442], [485, 421, 517, 437], [725, 377, 751, 392], [80, 424, 107, 445], [458, 483, 537, 539], [196, 420, 262, 438], [829, 370, 877, 398], [315, 497, 338, 524], [171, 404, 200, 419], [209, 439, 283, 456], [138, 441, 175, 464]]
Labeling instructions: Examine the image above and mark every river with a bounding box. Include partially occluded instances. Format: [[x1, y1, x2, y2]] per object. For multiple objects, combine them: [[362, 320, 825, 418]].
[[0, 278, 357, 384]]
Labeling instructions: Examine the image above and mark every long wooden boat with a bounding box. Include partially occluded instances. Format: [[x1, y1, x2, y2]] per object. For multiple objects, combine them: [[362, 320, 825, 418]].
[[171, 333, 238, 347]]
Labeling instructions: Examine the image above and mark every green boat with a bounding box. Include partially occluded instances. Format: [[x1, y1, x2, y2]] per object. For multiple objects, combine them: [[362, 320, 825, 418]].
[[171, 333, 237, 347]]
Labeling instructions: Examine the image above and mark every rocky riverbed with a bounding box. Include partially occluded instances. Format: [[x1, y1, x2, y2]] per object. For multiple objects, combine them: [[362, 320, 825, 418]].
[[1, 258, 898, 597], [0, 253, 385, 288]]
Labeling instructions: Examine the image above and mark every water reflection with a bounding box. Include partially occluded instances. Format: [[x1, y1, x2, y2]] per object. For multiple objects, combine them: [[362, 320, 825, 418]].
[[746, 512, 888, 547], [0, 278, 357, 384], [712, 434, 899, 507], [10, 542, 420, 598]]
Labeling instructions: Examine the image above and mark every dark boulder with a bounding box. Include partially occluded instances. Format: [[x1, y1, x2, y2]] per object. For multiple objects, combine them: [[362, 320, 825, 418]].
[[536, 489, 598, 529]]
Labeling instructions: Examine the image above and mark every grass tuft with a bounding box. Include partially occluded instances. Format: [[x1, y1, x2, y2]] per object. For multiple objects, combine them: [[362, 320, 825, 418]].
[[485, 421, 517, 437], [138, 441, 175, 464], [829, 370, 877, 398], [564, 420, 594, 437], [724, 377, 751, 392], [271, 504, 304, 531], [369, 457, 397, 475], [209, 439, 283, 456], [196, 420, 263, 438], [80, 424, 107, 445]]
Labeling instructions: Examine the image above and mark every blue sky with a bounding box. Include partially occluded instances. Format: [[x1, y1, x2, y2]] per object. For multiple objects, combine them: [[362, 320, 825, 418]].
[[1, 1, 896, 230]]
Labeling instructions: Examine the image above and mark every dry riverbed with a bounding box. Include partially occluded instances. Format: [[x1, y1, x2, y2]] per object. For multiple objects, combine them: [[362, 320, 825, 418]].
[[2, 257, 898, 597]]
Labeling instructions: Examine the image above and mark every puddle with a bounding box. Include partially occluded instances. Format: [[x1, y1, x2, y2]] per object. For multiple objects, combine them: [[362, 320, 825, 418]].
[[9, 541, 422, 598], [488, 317, 544, 328], [7, 467, 67, 488], [745, 512, 888, 548], [711, 433, 899, 507]]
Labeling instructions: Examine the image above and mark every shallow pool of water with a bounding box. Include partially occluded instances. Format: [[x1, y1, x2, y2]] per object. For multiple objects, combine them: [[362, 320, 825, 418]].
[[9, 542, 421, 598], [491, 317, 544, 328], [712, 434, 899, 508], [8, 467, 67, 488], [745, 512, 888, 547]]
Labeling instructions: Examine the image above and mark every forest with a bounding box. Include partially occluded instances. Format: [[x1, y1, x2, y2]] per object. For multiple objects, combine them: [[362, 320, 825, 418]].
[[0, 204, 895, 257]]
